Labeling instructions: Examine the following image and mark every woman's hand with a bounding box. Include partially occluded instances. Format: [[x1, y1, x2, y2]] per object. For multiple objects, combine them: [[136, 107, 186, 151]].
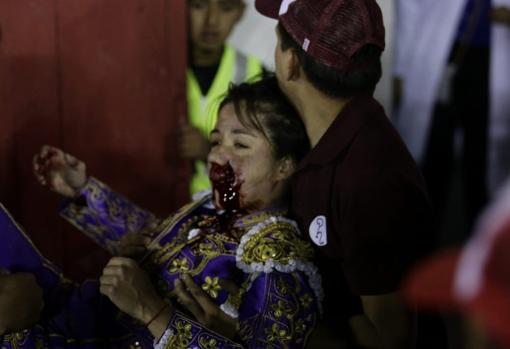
[[99, 257, 173, 338], [33, 145, 87, 198], [0, 273, 44, 335]]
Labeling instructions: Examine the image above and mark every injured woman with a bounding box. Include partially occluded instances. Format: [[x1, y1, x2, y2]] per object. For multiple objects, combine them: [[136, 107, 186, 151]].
[[0, 76, 321, 349]]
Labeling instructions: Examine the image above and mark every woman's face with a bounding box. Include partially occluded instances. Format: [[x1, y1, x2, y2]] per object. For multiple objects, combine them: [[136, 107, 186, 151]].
[[207, 103, 288, 211]]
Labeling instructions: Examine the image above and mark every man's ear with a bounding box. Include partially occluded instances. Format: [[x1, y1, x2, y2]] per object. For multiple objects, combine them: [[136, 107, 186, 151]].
[[287, 49, 301, 81], [235, 2, 247, 23], [276, 157, 296, 181]]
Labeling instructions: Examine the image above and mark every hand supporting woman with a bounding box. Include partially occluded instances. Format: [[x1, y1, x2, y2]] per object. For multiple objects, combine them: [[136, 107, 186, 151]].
[[99, 257, 174, 340], [173, 274, 239, 339]]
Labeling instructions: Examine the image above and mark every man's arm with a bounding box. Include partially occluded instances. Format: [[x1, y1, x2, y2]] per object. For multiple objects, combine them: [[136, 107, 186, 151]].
[[350, 293, 416, 349]]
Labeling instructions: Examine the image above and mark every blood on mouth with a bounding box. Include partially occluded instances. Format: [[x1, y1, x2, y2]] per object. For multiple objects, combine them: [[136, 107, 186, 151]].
[[209, 162, 241, 212]]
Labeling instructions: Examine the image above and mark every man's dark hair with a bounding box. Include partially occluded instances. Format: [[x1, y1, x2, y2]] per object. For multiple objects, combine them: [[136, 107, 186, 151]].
[[219, 75, 309, 164], [277, 23, 383, 98]]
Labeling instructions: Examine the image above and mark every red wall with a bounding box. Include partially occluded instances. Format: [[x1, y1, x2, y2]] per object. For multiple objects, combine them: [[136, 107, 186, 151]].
[[0, 0, 189, 279]]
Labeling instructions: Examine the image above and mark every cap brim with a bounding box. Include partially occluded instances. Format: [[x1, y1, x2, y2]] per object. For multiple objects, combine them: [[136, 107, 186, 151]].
[[403, 248, 462, 311], [255, 0, 282, 19]]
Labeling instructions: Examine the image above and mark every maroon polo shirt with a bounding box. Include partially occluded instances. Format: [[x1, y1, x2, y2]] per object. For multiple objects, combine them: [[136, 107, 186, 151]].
[[290, 95, 433, 323]]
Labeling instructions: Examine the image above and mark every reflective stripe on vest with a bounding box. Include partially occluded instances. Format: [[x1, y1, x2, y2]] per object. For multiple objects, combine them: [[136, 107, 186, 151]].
[[187, 46, 263, 196], [233, 50, 247, 85]]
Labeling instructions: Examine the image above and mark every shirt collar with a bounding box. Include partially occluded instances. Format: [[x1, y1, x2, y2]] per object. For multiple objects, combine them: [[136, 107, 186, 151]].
[[296, 95, 382, 170]]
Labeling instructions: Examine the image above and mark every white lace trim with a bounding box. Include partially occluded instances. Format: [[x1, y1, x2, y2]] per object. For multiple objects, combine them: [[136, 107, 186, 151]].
[[235, 216, 324, 314], [153, 328, 174, 349], [220, 301, 239, 319]]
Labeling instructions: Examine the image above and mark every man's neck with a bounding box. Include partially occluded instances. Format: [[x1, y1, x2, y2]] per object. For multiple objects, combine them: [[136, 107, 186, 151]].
[[292, 85, 351, 148], [192, 45, 224, 67]]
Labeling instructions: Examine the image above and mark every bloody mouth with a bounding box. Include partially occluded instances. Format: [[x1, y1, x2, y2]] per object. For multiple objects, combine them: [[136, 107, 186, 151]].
[[209, 162, 241, 212]]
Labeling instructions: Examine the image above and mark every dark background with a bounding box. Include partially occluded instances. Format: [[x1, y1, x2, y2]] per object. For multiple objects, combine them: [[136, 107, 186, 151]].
[[0, 0, 189, 280]]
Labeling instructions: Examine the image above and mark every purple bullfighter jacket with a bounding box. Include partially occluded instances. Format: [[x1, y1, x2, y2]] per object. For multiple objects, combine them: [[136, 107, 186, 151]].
[[0, 177, 321, 348]]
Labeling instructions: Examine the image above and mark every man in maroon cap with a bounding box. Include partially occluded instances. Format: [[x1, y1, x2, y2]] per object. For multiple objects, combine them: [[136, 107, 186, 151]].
[[254, 0, 441, 348], [171, 0, 444, 347]]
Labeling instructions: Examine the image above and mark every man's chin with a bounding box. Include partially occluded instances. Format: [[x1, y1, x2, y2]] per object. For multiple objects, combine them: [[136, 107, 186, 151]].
[[195, 43, 224, 55]]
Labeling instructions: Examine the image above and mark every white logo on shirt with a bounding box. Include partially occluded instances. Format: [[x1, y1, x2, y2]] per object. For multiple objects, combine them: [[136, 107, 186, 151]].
[[279, 0, 297, 15], [309, 216, 327, 246]]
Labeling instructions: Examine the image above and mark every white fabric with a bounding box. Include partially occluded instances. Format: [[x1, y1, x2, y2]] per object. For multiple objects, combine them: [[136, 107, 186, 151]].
[[488, 0, 510, 196], [153, 328, 175, 349], [394, 0, 467, 162], [454, 177, 510, 300], [279, 0, 297, 16]]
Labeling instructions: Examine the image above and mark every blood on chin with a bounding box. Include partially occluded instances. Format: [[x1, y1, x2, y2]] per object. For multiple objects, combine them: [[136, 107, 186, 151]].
[[209, 162, 242, 212], [213, 189, 265, 213]]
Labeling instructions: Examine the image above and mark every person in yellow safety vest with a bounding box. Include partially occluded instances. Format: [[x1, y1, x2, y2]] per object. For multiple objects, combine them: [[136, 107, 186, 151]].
[[179, 0, 264, 197]]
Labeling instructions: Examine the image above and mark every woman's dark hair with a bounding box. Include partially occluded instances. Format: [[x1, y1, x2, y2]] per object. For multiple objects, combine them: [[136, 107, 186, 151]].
[[219, 75, 310, 164], [277, 23, 382, 98]]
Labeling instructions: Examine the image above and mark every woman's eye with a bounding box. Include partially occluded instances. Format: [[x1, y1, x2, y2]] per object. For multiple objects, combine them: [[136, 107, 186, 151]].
[[234, 142, 248, 149], [210, 140, 220, 147]]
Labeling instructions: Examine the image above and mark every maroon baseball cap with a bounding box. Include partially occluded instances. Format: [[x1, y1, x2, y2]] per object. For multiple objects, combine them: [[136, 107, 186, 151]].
[[255, 0, 386, 70]]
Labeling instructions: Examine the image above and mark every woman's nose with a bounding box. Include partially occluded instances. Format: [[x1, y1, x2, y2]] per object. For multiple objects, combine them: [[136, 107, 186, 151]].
[[207, 147, 230, 166]]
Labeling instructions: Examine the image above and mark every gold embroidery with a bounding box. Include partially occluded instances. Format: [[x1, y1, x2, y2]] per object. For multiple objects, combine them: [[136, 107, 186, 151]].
[[151, 215, 204, 264], [271, 299, 295, 320], [194, 242, 216, 255], [198, 336, 220, 349], [234, 209, 287, 228], [202, 276, 221, 299], [3, 330, 31, 349], [241, 221, 314, 266], [169, 257, 190, 273], [294, 319, 307, 335], [275, 277, 291, 296], [266, 323, 292, 343], [168, 320, 193, 349], [300, 294, 314, 309]]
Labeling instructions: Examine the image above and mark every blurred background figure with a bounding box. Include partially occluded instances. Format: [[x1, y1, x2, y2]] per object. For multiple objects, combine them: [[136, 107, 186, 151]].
[[181, 0, 263, 197], [404, 176, 510, 349], [394, 0, 510, 247], [488, 1, 510, 197]]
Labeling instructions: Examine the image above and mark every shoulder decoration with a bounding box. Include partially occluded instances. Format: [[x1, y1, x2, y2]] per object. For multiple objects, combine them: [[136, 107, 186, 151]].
[[236, 216, 324, 312]]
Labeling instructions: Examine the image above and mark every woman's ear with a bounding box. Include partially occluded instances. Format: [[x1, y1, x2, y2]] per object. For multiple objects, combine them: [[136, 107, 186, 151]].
[[276, 157, 296, 181]]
